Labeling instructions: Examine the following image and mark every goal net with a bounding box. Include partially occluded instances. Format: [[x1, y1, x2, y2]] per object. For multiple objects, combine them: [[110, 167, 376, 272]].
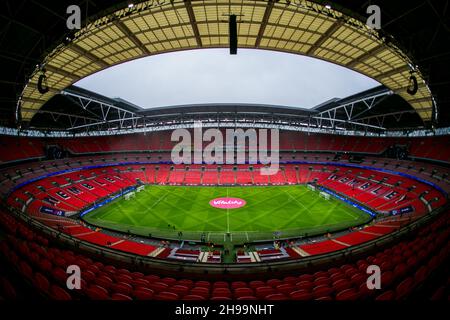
[[124, 191, 136, 200], [319, 191, 330, 200]]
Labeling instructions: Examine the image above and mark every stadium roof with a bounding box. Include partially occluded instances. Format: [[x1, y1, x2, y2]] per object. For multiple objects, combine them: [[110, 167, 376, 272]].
[[1, 0, 449, 130], [25, 83, 423, 134]]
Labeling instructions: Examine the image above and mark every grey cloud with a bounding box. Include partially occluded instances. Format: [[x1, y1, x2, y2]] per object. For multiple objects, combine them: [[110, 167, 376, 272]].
[[76, 48, 380, 109]]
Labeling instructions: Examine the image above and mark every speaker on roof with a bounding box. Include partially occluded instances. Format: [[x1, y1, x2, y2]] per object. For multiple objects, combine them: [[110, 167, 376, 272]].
[[229, 14, 238, 55], [37, 71, 49, 94], [407, 74, 418, 96]]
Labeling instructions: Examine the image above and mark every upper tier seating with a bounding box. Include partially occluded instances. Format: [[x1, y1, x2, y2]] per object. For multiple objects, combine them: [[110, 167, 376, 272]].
[[1, 132, 449, 164]]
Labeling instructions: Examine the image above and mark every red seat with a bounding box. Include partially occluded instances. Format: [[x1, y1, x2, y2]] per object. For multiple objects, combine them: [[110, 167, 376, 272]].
[[38, 259, 52, 274], [340, 264, 353, 272], [19, 261, 33, 280], [375, 290, 395, 301], [393, 263, 407, 279], [210, 296, 232, 301], [402, 249, 414, 259], [29, 252, 40, 266], [177, 279, 194, 288], [0, 277, 17, 299], [313, 271, 328, 279], [380, 261, 393, 271], [381, 271, 394, 287], [328, 268, 341, 274], [143, 274, 160, 282], [212, 288, 232, 298], [49, 285, 72, 300], [249, 280, 265, 289], [312, 285, 333, 299], [133, 288, 154, 300], [314, 277, 330, 287], [290, 290, 313, 300], [234, 287, 254, 298], [93, 261, 104, 270], [168, 285, 189, 297], [195, 281, 211, 289], [155, 291, 179, 301], [237, 296, 258, 300], [114, 274, 132, 283], [213, 281, 229, 289], [316, 296, 332, 300], [295, 280, 313, 291], [116, 268, 131, 275], [329, 272, 346, 282], [350, 273, 366, 286], [111, 293, 133, 300], [395, 277, 414, 299], [255, 286, 276, 299], [148, 282, 169, 293], [265, 293, 288, 300], [190, 287, 210, 299], [358, 282, 376, 298], [182, 295, 206, 300], [53, 257, 67, 269], [406, 257, 419, 270], [276, 284, 295, 295], [131, 271, 144, 279], [414, 266, 428, 284], [344, 268, 358, 279], [332, 279, 352, 292], [111, 282, 133, 295], [231, 281, 247, 289], [86, 264, 100, 274], [266, 279, 283, 288], [357, 261, 369, 272], [283, 277, 298, 284], [336, 288, 360, 301], [52, 267, 68, 285], [103, 265, 116, 274], [131, 278, 150, 287], [33, 273, 50, 293], [86, 285, 109, 300], [161, 277, 177, 286], [94, 276, 113, 290], [297, 274, 314, 282], [82, 270, 96, 282]]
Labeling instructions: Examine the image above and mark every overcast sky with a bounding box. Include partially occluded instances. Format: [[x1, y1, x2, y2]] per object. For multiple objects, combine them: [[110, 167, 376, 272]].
[[75, 48, 380, 109]]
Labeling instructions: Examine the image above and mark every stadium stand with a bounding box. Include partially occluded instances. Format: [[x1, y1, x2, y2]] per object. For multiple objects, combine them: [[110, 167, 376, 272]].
[[1, 132, 450, 165], [0, 131, 449, 300], [0, 207, 448, 300]]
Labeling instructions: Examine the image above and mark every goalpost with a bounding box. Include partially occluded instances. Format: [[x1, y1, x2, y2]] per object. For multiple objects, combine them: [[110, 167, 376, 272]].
[[319, 191, 331, 200], [124, 191, 136, 200], [136, 185, 145, 193]]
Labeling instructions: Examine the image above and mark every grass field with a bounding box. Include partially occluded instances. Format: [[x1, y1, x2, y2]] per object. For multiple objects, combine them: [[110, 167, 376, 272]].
[[83, 185, 371, 244]]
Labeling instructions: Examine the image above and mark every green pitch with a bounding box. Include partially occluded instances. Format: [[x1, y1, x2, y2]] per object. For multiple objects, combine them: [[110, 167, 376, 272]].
[[83, 185, 371, 244]]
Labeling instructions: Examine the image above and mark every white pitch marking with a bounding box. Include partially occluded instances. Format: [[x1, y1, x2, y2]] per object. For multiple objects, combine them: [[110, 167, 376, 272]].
[[226, 187, 230, 233]]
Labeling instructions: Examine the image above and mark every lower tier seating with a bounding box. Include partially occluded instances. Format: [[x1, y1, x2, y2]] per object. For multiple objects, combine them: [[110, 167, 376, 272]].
[[0, 208, 448, 300]]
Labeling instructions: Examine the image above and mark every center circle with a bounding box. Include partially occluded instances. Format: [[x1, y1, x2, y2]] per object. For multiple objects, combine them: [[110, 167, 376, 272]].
[[209, 197, 246, 209]]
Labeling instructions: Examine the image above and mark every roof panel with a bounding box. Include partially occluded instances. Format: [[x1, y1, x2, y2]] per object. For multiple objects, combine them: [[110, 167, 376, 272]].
[[18, 0, 434, 123]]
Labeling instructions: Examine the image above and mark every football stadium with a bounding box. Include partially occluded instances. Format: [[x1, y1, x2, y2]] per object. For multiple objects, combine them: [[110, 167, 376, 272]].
[[0, 0, 449, 307]]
